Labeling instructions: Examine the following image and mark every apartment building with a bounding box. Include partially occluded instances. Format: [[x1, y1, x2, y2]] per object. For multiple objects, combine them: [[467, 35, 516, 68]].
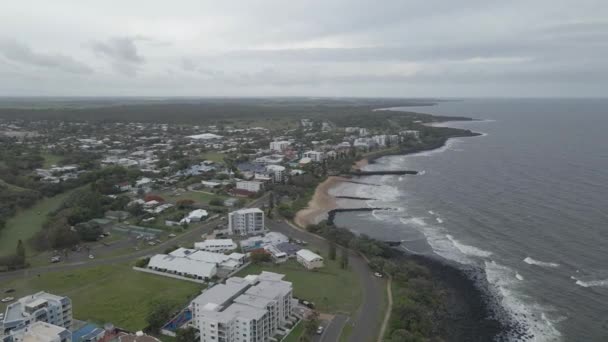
[[192, 272, 293, 342], [269, 141, 290, 152], [1, 322, 71, 342], [228, 208, 264, 236], [302, 151, 324, 162], [236, 181, 264, 193], [264, 165, 285, 183], [2, 292, 72, 336]]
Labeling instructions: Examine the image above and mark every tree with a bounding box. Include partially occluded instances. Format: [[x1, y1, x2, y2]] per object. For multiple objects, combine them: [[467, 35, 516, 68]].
[[340, 248, 349, 269], [209, 198, 224, 206], [328, 241, 336, 260], [250, 249, 272, 264], [146, 299, 174, 334], [302, 310, 320, 339], [176, 327, 197, 342]]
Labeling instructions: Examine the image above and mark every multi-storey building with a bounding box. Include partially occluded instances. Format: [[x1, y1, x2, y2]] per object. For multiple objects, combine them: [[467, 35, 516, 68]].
[[302, 151, 324, 162], [264, 165, 285, 183], [269, 141, 290, 152], [1, 292, 72, 336], [228, 208, 264, 236], [2, 322, 72, 342], [192, 272, 293, 342], [236, 181, 264, 193]]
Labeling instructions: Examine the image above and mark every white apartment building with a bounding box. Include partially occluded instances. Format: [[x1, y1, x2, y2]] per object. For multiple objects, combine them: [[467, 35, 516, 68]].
[[296, 249, 324, 270], [192, 272, 293, 342], [265, 165, 285, 183], [228, 208, 264, 236], [2, 292, 72, 336], [236, 181, 264, 193], [302, 151, 324, 162], [195, 239, 238, 253], [269, 141, 290, 152], [2, 322, 71, 342]]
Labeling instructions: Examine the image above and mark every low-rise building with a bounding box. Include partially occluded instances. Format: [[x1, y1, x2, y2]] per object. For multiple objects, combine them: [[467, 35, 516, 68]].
[[195, 239, 238, 253], [269, 141, 290, 152], [236, 181, 263, 193], [296, 249, 324, 270], [2, 322, 71, 342], [303, 151, 324, 162]]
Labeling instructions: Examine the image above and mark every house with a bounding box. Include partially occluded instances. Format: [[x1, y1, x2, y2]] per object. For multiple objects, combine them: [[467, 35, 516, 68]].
[[228, 208, 264, 236], [239, 232, 289, 252], [298, 157, 312, 166], [296, 249, 324, 269], [201, 180, 222, 189], [269, 141, 291, 152], [195, 239, 238, 253], [180, 209, 208, 224]]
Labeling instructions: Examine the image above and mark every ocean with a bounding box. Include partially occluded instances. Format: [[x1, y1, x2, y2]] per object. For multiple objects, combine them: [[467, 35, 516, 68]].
[[331, 98, 608, 341]]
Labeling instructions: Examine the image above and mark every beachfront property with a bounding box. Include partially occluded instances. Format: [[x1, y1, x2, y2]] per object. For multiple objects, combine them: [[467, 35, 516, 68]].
[[239, 232, 289, 252], [192, 272, 294, 342], [296, 249, 324, 270], [1, 292, 72, 336], [265, 164, 286, 183], [227, 208, 264, 236], [1, 322, 71, 342], [195, 239, 238, 253]]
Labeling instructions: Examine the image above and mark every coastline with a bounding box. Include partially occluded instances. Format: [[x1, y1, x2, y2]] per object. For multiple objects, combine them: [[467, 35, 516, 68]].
[[294, 128, 511, 340]]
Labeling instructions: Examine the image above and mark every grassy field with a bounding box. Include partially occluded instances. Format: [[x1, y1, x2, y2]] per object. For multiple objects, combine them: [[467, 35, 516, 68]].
[[236, 259, 361, 314], [282, 321, 304, 342], [0, 190, 75, 256], [200, 152, 225, 163], [41, 153, 63, 168], [0, 263, 202, 331], [163, 191, 228, 206]]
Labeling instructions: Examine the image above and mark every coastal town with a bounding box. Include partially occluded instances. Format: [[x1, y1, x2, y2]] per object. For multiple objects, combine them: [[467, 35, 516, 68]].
[[0, 101, 485, 342]]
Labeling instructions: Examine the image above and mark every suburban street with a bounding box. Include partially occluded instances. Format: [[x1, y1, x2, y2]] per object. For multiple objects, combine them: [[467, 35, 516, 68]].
[[266, 220, 385, 342]]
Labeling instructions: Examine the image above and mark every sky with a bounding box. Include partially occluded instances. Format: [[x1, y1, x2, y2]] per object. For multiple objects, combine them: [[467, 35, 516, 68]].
[[0, 0, 607, 97]]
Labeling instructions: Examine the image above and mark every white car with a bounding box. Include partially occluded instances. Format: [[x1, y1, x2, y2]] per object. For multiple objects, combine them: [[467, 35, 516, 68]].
[[1, 297, 14, 303], [88, 254, 95, 259], [374, 272, 383, 278], [316, 326, 324, 335]]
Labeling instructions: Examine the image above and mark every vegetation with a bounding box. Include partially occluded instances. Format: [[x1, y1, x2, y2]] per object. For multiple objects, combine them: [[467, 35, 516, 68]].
[[146, 299, 175, 334], [307, 221, 446, 341], [236, 259, 361, 314], [0, 263, 201, 332]]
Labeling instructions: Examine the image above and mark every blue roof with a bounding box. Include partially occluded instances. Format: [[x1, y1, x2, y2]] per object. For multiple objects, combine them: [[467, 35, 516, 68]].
[[72, 324, 104, 342]]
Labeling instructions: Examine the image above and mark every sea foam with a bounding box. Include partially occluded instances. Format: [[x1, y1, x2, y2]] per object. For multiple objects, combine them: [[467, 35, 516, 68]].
[[523, 257, 560, 268]]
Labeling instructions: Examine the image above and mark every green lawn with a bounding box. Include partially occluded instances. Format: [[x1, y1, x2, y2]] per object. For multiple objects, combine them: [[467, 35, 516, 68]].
[[0, 263, 202, 331], [41, 153, 63, 168], [0, 190, 75, 257], [282, 321, 304, 342], [236, 259, 361, 314], [200, 152, 225, 163], [164, 191, 228, 205]]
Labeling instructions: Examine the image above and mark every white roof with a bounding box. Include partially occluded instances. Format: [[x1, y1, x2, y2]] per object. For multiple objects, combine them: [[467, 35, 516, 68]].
[[232, 208, 263, 215], [188, 209, 208, 219], [187, 133, 223, 140], [148, 254, 217, 279], [195, 239, 236, 248], [266, 164, 285, 171], [296, 249, 323, 262]]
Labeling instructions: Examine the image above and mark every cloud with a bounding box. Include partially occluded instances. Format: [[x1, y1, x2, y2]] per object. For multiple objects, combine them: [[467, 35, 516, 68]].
[[0, 39, 92, 74], [92, 37, 144, 76]]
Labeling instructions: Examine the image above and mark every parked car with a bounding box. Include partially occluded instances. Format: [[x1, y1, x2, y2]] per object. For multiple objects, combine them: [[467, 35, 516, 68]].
[[88, 254, 95, 259], [50, 256, 61, 263], [316, 326, 324, 335], [1, 297, 14, 303], [374, 272, 383, 278]]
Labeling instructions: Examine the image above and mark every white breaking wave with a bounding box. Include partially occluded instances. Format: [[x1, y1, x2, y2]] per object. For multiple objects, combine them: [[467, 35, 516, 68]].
[[418, 170, 426, 175], [436, 217, 444, 223], [574, 278, 608, 288], [523, 257, 560, 268], [446, 234, 493, 258], [485, 261, 562, 341], [516, 273, 524, 281], [428, 210, 435, 215]]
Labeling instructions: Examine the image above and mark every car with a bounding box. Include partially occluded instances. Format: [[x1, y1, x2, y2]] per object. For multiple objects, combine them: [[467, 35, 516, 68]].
[[168, 234, 176, 238], [316, 326, 324, 335], [88, 254, 95, 259], [50, 256, 61, 263], [374, 272, 383, 278], [1, 297, 14, 303]]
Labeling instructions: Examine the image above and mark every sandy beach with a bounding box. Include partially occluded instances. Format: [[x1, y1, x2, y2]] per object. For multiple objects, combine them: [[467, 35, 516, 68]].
[[353, 157, 369, 170], [294, 176, 347, 228]]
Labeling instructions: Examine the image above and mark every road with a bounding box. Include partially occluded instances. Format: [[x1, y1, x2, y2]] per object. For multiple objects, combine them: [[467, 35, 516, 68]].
[[266, 220, 385, 342], [317, 314, 348, 342], [0, 195, 269, 282]]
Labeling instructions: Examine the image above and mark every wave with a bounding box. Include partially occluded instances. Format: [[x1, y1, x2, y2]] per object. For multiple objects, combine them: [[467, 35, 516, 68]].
[[436, 217, 444, 223], [446, 234, 493, 258], [485, 261, 562, 341], [516, 273, 524, 281], [574, 278, 608, 288], [523, 257, 560, 268]]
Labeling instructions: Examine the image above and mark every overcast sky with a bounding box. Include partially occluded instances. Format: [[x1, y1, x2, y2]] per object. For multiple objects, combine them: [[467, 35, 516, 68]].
[[0, 0, 607, 97]]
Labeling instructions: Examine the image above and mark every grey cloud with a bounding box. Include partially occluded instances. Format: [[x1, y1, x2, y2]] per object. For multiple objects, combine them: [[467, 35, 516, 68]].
[[92, 37, 144, 76], [0, 39, 92, 74]]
